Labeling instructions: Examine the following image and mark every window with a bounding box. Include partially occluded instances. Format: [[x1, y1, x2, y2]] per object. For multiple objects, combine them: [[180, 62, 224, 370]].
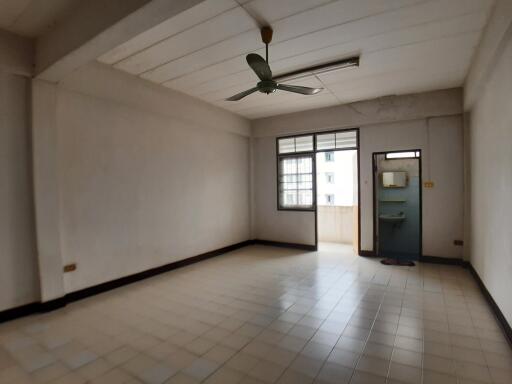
[[325, 194, 335, 205], [278, 155, 314, 210], [316, 130, 357, 151], [325, 152, 334, 162], [278, 135, 313, 154], [276, 129, 359, 211]]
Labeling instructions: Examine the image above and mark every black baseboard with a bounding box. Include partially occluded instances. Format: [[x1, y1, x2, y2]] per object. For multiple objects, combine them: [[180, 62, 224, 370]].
[[38, 297, 67, 313], [64, 240, 254, 305], [466, 264, 512, 346], [420, 255, 469, 266], [253, 239, 317, 251], [0, 240, 253, 324], [0, 302, 40, 324], [359, 253, 468, 265]]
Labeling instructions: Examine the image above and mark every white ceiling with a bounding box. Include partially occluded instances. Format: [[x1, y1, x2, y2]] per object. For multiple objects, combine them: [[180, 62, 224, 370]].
[[97, 0, 494, 119], [0, 0, 82, 37]]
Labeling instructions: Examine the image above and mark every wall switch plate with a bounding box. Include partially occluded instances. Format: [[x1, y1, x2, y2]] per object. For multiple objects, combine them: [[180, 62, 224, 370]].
[[63, 263, 77, 272], [424, 181, 434, 188], [454, 240, 464, 246]]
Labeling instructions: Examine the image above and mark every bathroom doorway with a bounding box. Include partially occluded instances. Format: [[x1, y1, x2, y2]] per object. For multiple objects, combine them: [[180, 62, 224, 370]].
[[373, 150, 421, 265]]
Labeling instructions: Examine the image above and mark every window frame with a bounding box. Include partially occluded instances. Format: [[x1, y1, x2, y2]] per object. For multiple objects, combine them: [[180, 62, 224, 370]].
[[277, 134, 314, 154], [277, 152, 316, 211], [276, 128, 359, 212], [315, 130, 358, 153]]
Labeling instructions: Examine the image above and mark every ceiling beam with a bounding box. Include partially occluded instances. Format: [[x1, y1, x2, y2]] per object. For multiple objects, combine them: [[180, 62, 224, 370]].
[[0, 28, 33, 76], [35, 0, 207, 82]]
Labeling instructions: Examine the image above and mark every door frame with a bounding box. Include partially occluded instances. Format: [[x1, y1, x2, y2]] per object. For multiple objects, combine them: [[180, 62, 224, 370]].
[[372, 149, 422, 259], [275, 128, 360, 251], [314, 140, 360, 251]]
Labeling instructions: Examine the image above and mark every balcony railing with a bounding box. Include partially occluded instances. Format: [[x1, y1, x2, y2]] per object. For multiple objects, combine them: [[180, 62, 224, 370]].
[[317, 205, 358, 248]]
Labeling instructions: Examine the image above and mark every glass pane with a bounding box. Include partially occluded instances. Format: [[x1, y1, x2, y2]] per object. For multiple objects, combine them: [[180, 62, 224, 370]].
[[278, 138, 295, 153], [335, 131, 357, 149], [298, 174, 312, 189], [283, 182, 297, 190], [281, 158, 297, 174], [297, 157, 312, 174], [298, 190, 312, 206], [316, 133, 335, 150], [282, 191, 297, 206], [282, 174, 297, 183], [279, 155, 313, 209], [295, 135, 313, 152]]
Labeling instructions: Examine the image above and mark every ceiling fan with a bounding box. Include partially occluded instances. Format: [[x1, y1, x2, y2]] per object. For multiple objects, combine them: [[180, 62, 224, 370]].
[[226, 26, 323, 101]]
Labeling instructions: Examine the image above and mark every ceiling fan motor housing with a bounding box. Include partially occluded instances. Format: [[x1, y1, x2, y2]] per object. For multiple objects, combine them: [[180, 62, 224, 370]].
[[257, 80, 277, 94]]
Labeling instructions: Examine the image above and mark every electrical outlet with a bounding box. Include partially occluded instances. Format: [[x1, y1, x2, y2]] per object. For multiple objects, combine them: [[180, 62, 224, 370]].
[[424, 181, 434, 188], [63, 263, 77, 272], [454, 240, 464, 246]]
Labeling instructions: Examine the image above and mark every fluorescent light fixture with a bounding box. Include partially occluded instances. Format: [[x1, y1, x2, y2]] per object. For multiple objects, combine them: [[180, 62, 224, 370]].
[[385, 151, 420, 159], [273, 56, 359, 83]]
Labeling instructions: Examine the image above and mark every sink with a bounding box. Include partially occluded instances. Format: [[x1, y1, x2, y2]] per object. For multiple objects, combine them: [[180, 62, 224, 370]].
[[379, 213, 405, 222]]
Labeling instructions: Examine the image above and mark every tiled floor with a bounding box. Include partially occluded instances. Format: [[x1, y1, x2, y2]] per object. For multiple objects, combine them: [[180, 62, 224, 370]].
[[1, 243, 511, 384]]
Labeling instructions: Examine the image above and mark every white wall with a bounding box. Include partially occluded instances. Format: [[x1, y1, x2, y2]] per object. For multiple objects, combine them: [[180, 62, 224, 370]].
[[252, 89, 464, 257], [0, 30, 39, 311], [465, 1, 512, 325], [360, 116, 464, 257], [252, 136, 316, 245], [33, 63, 251, 295]]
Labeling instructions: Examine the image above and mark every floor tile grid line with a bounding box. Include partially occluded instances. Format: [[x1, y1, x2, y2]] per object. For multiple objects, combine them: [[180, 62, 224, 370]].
[[458, 288, 495, 384], [450, 283, 485, 384], [232, 266, 353, 383], [389, 275, 424, 384], [449, 275, 472, 384], [427, 267, 496, 384], [316, 287, 386, 384], [179, 261, 345, 382], [445, 271, 494, 384], [376, 268, 446, 382], [350, 274, 405, 384], [273, 268, 380, 384], [220, 263, 356, 383]]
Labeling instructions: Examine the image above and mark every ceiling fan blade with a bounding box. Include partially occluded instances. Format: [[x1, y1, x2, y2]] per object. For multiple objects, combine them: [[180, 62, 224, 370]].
[[246, 53, 272, 81], [276, 84, 323, 95], [225, 87, 259, 101]]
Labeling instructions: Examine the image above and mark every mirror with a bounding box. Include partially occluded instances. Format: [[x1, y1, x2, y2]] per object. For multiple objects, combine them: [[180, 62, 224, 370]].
[[382, 171, 407, 188]]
